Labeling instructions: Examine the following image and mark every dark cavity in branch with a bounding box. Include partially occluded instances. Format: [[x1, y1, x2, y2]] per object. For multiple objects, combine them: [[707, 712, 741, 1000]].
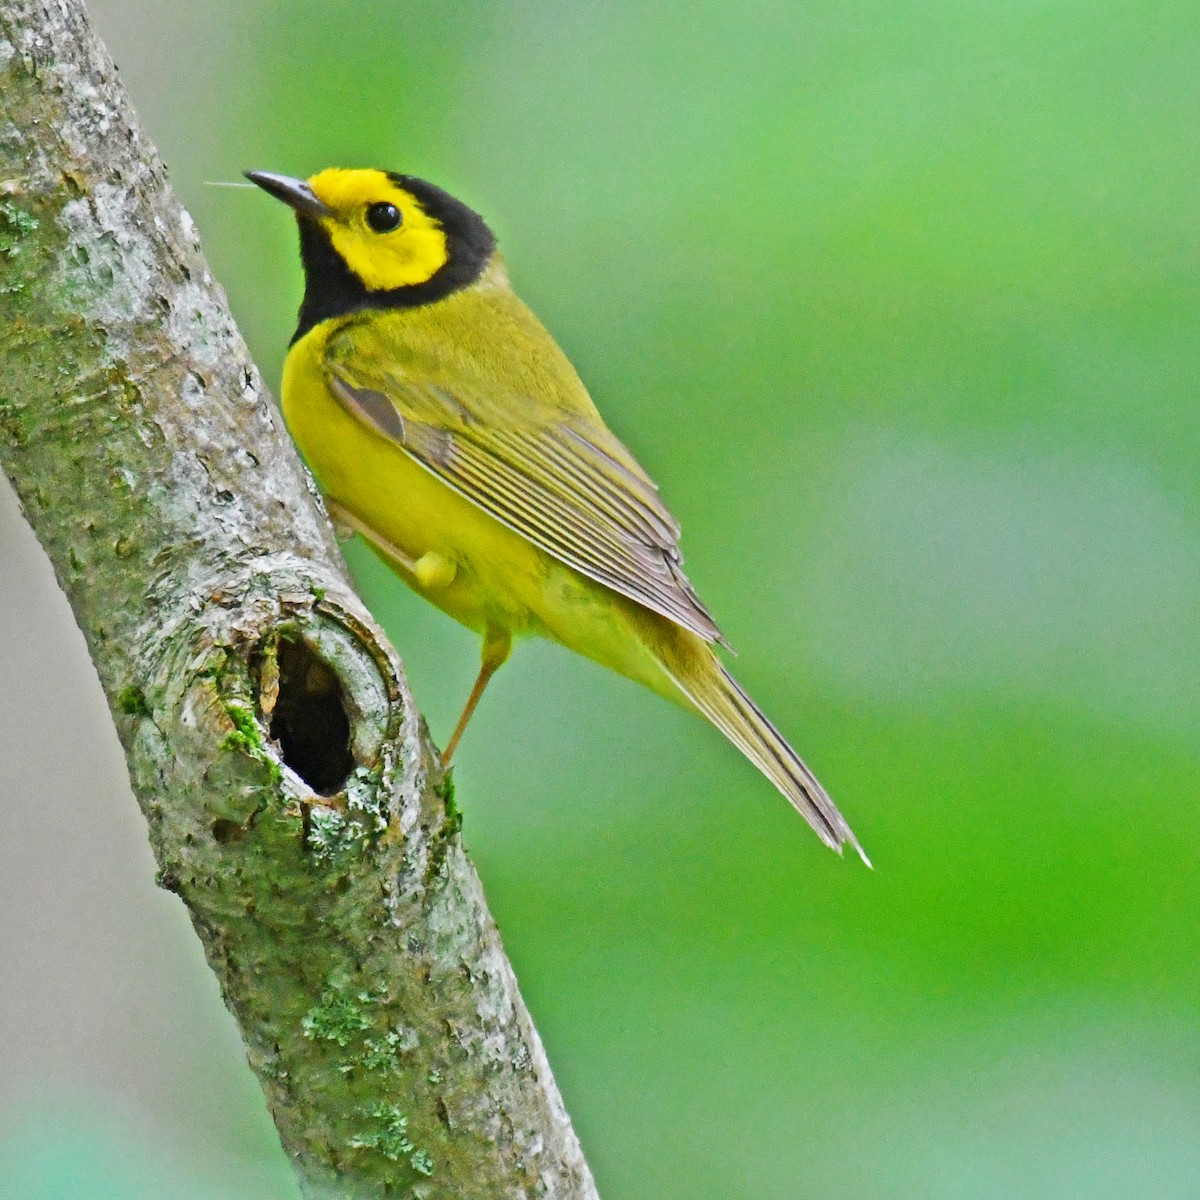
[[270, 637, 354, 794]]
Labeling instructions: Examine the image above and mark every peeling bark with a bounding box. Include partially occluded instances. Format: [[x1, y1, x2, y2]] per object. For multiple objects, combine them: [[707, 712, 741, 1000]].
[[0, 3, 599, 1197]]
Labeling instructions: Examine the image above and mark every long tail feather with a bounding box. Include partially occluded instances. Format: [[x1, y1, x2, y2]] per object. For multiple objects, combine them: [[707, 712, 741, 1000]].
[[663, 651, 868, 863]]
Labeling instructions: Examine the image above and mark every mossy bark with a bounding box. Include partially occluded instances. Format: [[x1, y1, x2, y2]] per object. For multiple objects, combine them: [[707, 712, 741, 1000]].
[[0, 4, 598, 1198]]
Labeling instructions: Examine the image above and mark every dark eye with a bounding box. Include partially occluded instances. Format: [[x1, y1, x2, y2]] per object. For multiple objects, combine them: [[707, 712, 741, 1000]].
[[366, 202, 402, 233]]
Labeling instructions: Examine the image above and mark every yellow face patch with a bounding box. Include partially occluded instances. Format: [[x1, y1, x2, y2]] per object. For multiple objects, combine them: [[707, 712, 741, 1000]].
[[307, 168, 449, 291]]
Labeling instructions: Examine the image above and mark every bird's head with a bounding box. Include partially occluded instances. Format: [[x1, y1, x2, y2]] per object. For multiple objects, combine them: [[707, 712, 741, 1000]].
[[246, 167, 495, 336]]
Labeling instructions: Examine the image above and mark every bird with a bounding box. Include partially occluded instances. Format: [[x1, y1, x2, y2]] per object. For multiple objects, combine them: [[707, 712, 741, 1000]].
[[247, 166, 865, 860]]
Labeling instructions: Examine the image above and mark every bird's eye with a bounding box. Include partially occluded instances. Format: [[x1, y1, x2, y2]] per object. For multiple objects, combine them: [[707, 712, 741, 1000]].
[[366, 202, 402, 233]]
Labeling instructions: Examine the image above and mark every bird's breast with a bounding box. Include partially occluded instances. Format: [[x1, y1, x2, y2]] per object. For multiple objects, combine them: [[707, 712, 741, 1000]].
[[282, 322, 552, 637]]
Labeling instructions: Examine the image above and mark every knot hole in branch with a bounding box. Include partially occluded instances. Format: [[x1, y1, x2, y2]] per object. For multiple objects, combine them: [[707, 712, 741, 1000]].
[[268, 636, 354, 795]]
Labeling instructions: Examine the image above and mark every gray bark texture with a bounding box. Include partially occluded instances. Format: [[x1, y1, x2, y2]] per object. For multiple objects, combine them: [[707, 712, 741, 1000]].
[[0, 3, 599, 1198]]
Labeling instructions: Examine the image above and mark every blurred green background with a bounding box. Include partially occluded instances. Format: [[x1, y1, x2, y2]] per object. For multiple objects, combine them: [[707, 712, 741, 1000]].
[[2, 1, 1199, 1197]]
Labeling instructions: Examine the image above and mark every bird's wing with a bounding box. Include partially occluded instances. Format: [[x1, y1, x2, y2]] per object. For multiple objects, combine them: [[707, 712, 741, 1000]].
[[322, 346, 725, 645]]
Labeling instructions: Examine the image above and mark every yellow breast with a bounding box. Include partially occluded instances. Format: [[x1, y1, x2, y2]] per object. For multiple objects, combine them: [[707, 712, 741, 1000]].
[[282, 321, 546, 637]]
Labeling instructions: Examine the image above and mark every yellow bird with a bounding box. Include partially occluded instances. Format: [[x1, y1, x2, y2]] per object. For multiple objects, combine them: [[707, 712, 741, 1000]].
[[248, 167, 865, 859]]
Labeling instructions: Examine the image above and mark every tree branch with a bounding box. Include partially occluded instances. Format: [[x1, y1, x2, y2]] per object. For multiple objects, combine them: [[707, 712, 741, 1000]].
[[0, 4, 598, 1197]]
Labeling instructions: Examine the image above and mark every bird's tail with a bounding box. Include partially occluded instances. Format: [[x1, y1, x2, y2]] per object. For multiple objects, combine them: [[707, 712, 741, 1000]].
[[660, 642, 868, 863]]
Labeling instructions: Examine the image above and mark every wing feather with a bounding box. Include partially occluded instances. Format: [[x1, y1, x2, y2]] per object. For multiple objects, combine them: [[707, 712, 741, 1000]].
[[325, 367, 724, 644]]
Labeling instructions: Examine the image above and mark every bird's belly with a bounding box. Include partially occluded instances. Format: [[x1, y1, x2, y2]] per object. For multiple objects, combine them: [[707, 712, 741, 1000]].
[[294, 407, 537, 632]]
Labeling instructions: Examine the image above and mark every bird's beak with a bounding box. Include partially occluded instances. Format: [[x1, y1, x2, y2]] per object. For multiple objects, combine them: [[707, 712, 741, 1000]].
[[244, 170, 333, 220]]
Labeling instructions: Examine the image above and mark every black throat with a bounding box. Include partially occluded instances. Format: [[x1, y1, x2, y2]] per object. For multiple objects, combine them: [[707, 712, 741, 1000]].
[[290, 174, 495, 345]]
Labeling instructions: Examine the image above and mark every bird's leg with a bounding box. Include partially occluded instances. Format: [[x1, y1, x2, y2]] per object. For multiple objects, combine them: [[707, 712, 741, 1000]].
[[324, 495, 497, 762], [322, 496, 358, 542], [324, 499, 460, 595], [443, 626, 512, 765], [323, 498, 418, 573]]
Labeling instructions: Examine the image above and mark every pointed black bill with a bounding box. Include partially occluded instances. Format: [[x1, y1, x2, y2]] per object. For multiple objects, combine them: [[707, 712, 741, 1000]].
[[244, 170, 332, 220]]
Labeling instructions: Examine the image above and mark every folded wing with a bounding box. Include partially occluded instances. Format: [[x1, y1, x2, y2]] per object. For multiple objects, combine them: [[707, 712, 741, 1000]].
[[323, 352, 725, 645]]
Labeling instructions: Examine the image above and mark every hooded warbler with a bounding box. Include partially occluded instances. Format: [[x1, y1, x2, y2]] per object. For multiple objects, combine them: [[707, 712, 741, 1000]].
[[248, 167, 864, 859]]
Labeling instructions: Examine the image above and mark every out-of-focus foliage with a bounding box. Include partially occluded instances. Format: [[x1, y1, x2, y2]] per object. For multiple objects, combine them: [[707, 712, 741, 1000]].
[[3, 1, 1198, 1197]]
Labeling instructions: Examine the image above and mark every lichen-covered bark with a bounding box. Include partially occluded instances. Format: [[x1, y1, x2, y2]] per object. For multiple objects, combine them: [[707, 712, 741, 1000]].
[[0, 4, 599, 1197]]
